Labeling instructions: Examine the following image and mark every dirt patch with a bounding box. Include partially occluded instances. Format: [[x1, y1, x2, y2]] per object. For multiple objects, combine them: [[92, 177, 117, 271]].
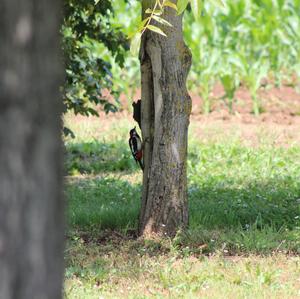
[[191, 83, 300, 116], [189, 84, 300, 147], [190, 114, 300, 147]]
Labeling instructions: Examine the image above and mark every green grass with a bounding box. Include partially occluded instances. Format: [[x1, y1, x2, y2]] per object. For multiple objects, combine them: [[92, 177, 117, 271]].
[[64, 114, 300, 298], [65, 133, 300, 252], [67, 176, 140, 230], [65, 141, 137, 174], [188, 142, 300, 229], [64, 237, 300, 298]]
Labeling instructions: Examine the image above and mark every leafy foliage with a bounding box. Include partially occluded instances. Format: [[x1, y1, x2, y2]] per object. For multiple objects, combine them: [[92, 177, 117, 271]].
[[129, 0, 177, 54], [62, 0, 129, 123]]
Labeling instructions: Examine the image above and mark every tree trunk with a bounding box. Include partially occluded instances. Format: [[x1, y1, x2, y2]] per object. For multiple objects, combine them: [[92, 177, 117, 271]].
[[139, 1, 192, 237], [0, 1, 64, 298]]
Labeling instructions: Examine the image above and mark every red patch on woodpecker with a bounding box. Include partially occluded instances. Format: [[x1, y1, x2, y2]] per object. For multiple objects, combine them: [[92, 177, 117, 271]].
[[136, 151, 143, 160]]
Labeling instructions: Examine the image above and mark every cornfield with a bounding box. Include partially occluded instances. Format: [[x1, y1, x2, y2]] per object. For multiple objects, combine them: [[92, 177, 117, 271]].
[[112, 0, 300, 114]]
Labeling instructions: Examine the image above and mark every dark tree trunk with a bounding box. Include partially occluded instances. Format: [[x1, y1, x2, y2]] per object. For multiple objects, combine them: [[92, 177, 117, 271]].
[[0, 1, 64, 298], [139, 0, 192, 237]]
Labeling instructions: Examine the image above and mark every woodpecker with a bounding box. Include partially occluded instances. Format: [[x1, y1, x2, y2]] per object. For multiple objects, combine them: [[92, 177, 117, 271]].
[[129, 127, 143, 170]]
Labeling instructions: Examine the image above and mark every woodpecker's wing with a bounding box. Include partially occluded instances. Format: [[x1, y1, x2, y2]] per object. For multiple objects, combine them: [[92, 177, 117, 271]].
[[129, 138, 137, 159], [132, 137, 138, 153], [129, 138, 134, 155], [135, 133, 142, 151]]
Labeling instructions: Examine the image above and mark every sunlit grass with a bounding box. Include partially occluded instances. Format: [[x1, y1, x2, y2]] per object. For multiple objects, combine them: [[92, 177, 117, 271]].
[[64, 237, 300, 298]]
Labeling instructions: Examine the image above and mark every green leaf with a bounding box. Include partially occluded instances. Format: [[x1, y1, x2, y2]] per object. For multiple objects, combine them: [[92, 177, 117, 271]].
[[164, 1, 178, 11], [145, 8, 163, 15], [130, 32, 141, 56], [190, 0, 201, 20], [147, 25, 167, 36], [177, 0, 189, 15], [152, 15, 173, 27], [138, 17, 151, 31]]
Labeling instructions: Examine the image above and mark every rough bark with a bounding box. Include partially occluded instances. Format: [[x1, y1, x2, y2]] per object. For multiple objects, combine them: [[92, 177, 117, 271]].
[[0, 1, 64, 298], [139, 0, 192, 237]]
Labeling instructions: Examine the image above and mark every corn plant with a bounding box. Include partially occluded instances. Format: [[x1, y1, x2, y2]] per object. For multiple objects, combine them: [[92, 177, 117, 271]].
[[220, 72, 240, 114], [238, 55, 269, 115]]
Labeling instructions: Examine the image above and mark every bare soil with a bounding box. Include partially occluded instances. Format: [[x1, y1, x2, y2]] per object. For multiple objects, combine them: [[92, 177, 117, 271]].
[[189, 84, 300, 147]]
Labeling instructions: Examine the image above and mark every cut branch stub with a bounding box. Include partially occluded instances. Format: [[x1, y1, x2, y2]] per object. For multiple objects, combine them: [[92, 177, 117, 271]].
[[132, 99, 142, 130]]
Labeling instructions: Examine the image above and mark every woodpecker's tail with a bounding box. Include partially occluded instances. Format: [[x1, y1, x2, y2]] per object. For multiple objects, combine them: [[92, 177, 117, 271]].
[[138, 159, 144, 171]]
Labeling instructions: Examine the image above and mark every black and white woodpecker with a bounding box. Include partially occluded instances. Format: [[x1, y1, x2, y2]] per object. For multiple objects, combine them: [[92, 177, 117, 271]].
[[129, 127, 143, 170]]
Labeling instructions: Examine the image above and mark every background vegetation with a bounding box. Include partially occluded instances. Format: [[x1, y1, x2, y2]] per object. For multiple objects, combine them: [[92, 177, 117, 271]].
[[63, 0, 300, 297], [62, 0, 300, 117]]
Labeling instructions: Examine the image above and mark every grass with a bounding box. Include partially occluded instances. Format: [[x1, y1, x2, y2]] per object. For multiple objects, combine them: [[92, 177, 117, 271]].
[[64, 113, 300, 298], [64, 237, 300, 298], [67, 176, 140, 230]]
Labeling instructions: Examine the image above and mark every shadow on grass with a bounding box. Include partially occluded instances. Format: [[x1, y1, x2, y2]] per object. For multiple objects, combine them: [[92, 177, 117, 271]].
[[66, 174, 300, 254], [189, 178, 300, 230], [65, 140, 139, 175], [66, 176, 141, 231], [67, 174, 300, 229]]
